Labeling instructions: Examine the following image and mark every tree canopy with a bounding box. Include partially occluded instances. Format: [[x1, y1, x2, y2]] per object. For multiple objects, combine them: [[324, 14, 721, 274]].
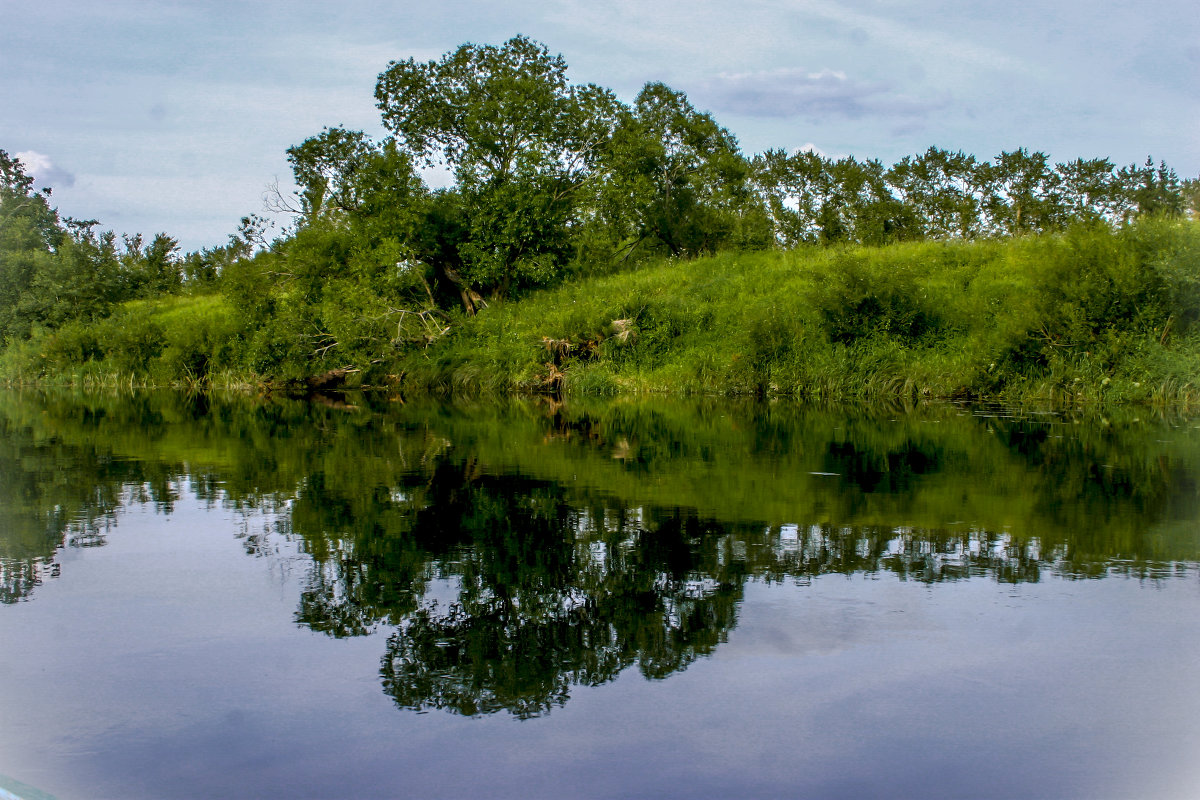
[[1, 35, 1197, 387]]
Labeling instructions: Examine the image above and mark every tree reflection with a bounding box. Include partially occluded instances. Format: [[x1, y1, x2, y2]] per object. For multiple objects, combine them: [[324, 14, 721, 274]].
[[1, 390, 1198, 714], [289, 461, 743, 716], [0, 401, 180, 603]]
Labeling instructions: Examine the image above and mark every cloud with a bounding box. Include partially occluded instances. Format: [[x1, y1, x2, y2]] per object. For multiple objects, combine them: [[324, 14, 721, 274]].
[[700, 68, 947, 121], [14, 150, 76, 189]]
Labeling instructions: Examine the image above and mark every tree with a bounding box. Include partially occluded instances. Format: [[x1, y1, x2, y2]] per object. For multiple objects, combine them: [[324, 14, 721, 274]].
[[233, 128, 449, 377], [119, 232, 183, 297], [285, 126, 382, 223], [820, 156, 914, 246], [374, 35, 622, 306], [2, 148, 193, 344], [599, 82, 761, 258], [1183, 177, 1200, 220], [984, 149, 1063, 235], [1055, 157, 1124, 224], [0, 149, 63, 342], [755, 150, 913, 247], [885, 147, 985, 239], [1118, 157, 1184, 220]]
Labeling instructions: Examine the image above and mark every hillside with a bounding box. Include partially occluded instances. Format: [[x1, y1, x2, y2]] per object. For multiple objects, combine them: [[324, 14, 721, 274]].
[[5, 219, 1198, 407]]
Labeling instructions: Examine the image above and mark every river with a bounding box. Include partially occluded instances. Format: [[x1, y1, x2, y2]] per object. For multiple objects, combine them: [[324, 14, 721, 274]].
[[1, 391, 1198, 798]]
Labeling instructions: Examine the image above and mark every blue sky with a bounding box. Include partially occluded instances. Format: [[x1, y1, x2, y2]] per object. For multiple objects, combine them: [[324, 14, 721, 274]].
[[3, 0, 1197, 251]]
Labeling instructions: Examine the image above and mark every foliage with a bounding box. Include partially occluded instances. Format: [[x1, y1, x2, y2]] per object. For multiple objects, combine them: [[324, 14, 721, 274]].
[[0, 149, 192, 346], [0, 294, 246, 388], [375, 35, 622, 301], [389, 219, 1200, 405], [0, 150, 63, 343], [597, 82, 768, 258], [2, 389, 1198, 703], [757, 145, 1191, 246], [3, 37, 1199, 395]]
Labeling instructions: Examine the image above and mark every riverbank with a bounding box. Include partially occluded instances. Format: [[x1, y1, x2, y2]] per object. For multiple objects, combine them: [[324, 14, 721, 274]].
[[3, 219, 1199, 407], [395, 218, 1200, 406]]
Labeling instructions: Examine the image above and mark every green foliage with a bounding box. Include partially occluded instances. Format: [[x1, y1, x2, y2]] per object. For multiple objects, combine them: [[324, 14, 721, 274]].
[[986, 148, 1063, 234], [286, 126, 379, 221], [119, 232, 184, 297], [884, 147, 985, 239], [815, 252, 939, 344], [757, 145, 1193, 246], [4, 38, 1199, 394], [0, 149, 191, 347], [390, 220, 1200, 405], [0, 294, 245, 388], [0, 150, 63, 343], [597, 82, 768, 259], [453, 176, 574, 293], [1121, 157, 1185, 219], [375, 35, 622, 300], [145, 295, 242, 384]]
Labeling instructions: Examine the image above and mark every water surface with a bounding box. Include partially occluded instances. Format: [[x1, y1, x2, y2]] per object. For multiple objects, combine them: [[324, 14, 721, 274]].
[[1, 391, 1198, 798]]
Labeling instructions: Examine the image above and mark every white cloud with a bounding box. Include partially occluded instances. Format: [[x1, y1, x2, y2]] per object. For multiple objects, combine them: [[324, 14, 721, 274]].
[[791, 142, 852, 161], [14, 150, 76, 189]]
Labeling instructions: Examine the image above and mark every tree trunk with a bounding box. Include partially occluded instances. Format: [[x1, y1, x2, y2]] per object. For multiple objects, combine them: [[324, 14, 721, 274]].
[[440, 265, 485, 316]]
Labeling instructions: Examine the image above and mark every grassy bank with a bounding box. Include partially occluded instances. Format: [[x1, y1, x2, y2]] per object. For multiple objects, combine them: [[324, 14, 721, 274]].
[[0, 293, 258, 390], [397, 219, 1200, 406], [3, 219, 1199, 406]]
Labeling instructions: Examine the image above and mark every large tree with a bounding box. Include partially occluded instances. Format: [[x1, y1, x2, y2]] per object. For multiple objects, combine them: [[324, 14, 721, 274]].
[[374, 35, 622, 307], [885, 147, 985, 239], [599, 82, 763, 258], [754, 149, 913, 247], [231, 129, 443, 376], [1118, 157, 1185, 220], [0, 150, 62, 342], [984, 149, 1063, 235]]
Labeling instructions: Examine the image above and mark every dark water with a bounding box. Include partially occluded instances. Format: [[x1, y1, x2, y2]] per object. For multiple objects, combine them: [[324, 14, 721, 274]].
[[1, 391, 1198, 799]]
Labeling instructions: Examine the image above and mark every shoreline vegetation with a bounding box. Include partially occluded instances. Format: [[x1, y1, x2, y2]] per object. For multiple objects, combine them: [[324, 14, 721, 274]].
[[3, 219, 1198, 408], [2, 37, 1198, 408]]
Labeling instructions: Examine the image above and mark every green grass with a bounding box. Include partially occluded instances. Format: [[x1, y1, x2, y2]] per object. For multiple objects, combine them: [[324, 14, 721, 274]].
[[0, 292, 257, 390], [396, 219, 1200, 406], [5, 219, 1199, 407]]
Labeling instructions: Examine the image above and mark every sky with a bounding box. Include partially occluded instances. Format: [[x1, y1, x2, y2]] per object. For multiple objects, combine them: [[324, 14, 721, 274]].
[[3, 0, 1197, 252]]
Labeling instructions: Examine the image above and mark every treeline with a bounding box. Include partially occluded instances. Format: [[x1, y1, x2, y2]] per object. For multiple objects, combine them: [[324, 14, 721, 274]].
[[0, 148, 244, 344], [1, 35, 1198, 389], [756, 148, 1192, 245]]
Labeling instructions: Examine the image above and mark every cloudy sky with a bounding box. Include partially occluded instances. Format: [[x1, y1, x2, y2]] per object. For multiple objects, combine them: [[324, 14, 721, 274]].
[[3, 0, 1197, 251]]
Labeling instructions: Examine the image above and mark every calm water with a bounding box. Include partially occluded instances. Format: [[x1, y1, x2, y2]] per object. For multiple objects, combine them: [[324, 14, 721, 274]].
[[1, 391, 1198, 799]]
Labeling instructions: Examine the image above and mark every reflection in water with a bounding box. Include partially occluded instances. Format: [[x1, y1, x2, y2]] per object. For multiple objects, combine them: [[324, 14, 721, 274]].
[[1, 390, 1198, 715]]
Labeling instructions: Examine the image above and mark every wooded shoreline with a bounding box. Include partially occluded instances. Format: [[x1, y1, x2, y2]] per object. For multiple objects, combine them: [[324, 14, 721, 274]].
[[3, 37, 1198, 407], [3, 220, 1198, 409]]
